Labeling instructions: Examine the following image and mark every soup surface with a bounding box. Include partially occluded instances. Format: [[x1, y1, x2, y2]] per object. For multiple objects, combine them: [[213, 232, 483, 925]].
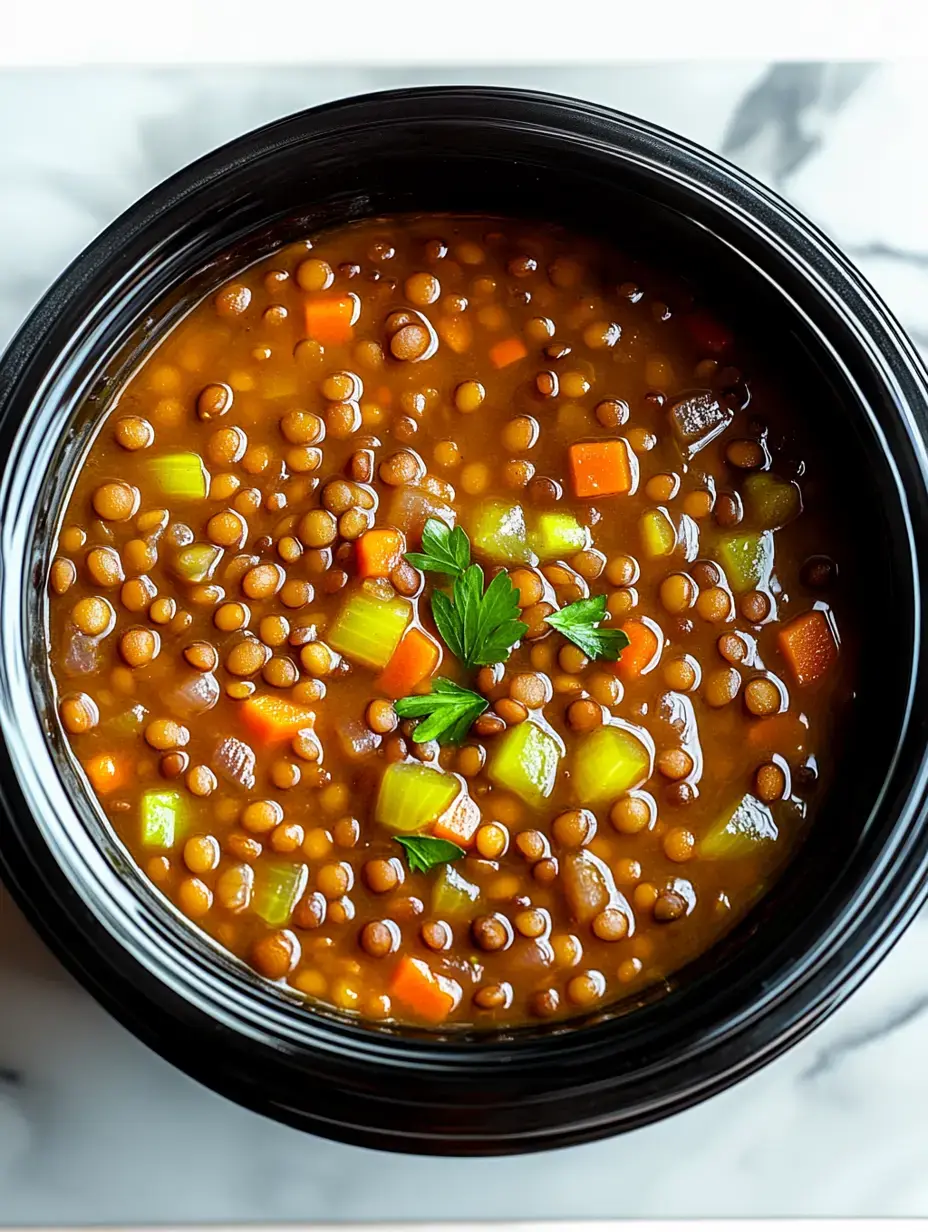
[[47, 215, 854, 1028]]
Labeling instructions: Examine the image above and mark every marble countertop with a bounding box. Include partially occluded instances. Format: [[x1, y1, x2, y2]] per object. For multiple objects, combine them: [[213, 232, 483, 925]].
[[3, 62, 928, 1225]]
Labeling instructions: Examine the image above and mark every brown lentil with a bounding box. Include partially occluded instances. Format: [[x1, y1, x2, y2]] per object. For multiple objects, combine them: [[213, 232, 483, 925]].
[[744, 676, 783, 717], [92, 481, 138, 522], [591, 908, 630, 942], [119, 626, 159, 668], [566, 699, 603, 732], [610, 796, 652, 835], [471, 914, 512, 952], [755, 760, 788, 802], [72, 595, 114, 636], [704, 667, 741, 708], [653, 889, 688, 922], [740, 590, 772, 623]]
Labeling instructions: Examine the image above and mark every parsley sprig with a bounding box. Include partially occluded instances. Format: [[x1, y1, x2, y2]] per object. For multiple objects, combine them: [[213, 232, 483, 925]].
[[395, 520, 627, 746], [394, 677, 488, 744], [394, 833, 465, 873], [544, 595, 630, 661], [405, 519, 471, 578], [431, 566, 527, 669], [408, 519, 527, 671]]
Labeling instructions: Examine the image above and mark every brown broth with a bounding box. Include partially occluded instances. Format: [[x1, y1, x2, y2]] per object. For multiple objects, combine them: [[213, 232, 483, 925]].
[[46, 215, 856, 1029]]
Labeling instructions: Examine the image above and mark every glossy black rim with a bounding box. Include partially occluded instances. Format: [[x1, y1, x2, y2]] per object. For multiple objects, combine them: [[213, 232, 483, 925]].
[[2, 86, 928, 1154]]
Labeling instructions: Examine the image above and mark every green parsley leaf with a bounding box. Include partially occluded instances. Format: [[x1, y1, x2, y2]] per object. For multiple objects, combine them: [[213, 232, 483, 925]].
[[405, 518, 471, 579], [394, 677, 489, 744], [473, 568, 528, 666], [405, 521, 528, 670], [544, 594, 631, 661], [453, 563, 483, 664], [394, 833, 466, 874], [430, 563, 528, 670], [431, 588, 466, 663]]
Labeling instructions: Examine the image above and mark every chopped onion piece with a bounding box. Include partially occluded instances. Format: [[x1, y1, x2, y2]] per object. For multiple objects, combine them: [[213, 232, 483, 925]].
[[63, 631, 100, 676], [171, 671, 220, 717], [670, 389, 733, 456], [561, 849, 635, 934], [337, 718, 382, 761], [212, 736, 256, 789]]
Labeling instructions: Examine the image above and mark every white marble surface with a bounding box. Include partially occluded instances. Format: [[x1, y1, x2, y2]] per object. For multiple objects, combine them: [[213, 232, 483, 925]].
[[2, 62, 928, 1224]]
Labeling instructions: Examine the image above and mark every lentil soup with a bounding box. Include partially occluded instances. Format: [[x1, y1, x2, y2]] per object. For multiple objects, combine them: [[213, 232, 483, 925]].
[[47, 215, 855, 1029]]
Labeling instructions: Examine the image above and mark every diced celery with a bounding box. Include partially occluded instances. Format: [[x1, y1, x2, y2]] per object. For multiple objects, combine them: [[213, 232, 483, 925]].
[[328, 590, 411, 669], [470, 501, 534, 565], [148, 453, 209, 500], [254, 862, 309, 927], [715, 531, 773, 593], [701, 794, 778, 859], [432, 865, 481, 916], [743, 472, 802, 530], [573, 724, 652, 807], [141, 789, 184, 849], [531, 512, 591, 561], [375, 761, 460, 833], [260, 373, 299, 400], [639, 508, 677, 559], [174, 542, 223, 582], [489, 720, 564, 806]]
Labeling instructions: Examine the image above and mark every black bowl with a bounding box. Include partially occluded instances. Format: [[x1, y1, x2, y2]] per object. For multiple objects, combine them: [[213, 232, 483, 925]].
[[2, 86, 928, 1156]]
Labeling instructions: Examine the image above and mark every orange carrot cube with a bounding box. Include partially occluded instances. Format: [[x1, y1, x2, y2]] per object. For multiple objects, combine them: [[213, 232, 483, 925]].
[[777, 609, 838, 686], [568, 439, 633, 498], [376, 626, 441, 699], [304, 294, 357, 346], [614, 617, 661, 681], [489, 336, 527, 369], [390, 955, 461, 1023], [747, 712, 810, 760], [241, 695, 316, 743], [355, 528, 405, 578], [83, 753, 128, 795]]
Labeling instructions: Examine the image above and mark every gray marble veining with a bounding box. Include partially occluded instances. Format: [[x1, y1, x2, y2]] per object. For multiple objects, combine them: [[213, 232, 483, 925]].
[[2, 61, 928, 1224]]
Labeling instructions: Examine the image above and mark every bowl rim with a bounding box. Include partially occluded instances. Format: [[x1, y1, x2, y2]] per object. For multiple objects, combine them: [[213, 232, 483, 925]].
[[3, 84, 928, 1154]]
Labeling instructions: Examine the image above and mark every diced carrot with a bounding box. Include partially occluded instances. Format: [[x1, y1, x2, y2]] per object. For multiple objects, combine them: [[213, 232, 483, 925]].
[[489, 336, 527, 369], [686, 310, 733, 355], [615, 617, 661, 681], [374, 385, 394, 406], [355, 527, 406, 579], [438, 314, 473, 355], [432, 792, 481, 849], [377, 626, 441, 698], [303, 294, 357, 346], [241, 695, 316, 743], [777, 609, 839, 686], [83, 753, 128, 795], [568, 439, 633, 498], [747, 712, 809, 760], [390, 955, 461, 1024]]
